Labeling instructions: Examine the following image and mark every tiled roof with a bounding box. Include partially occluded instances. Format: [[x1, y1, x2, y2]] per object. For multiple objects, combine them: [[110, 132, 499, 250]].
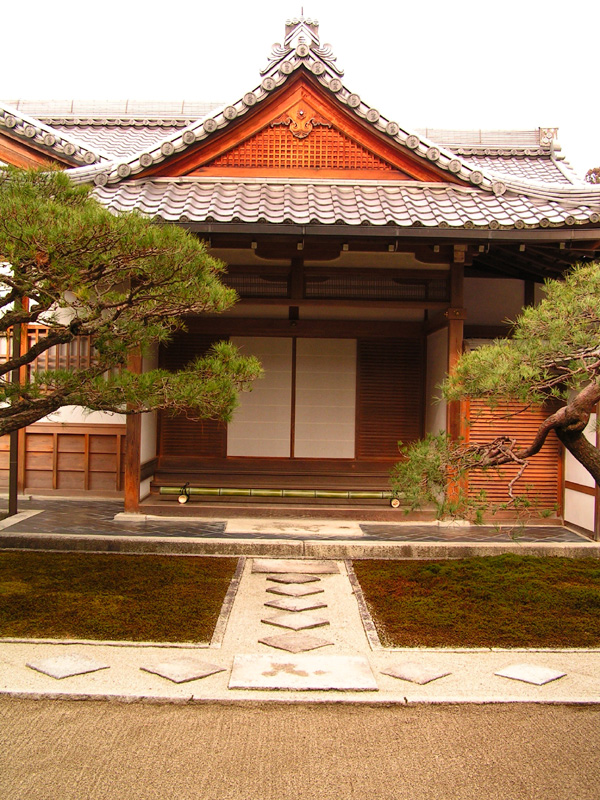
[[460, 155, 575, 185], [415, 128, 555, 149], [45, 123, 192, 160], [3, 99, 222, 119], [92, 179, 600, 230], [63, 20, 516, 196], [0, 101, 105, 166], [5, 19, 599, 232], [2, 100, 224, 160]]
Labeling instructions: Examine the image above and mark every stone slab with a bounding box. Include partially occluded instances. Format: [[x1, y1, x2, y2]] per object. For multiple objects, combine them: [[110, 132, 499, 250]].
[[267, 573, 321, 584], [264, 597, 328, 613], [139, 658, 225, 684], [26, 654, 110, 680], [381, 662, 452, 685], [252, 559, 339, 574], [227, 520, 362, 537], [266, 584, 325, 597], [262, 613, 330, 631], [258, 632, 334, 653], [495, 663, 567, 686], [229, 654, 378, 691]]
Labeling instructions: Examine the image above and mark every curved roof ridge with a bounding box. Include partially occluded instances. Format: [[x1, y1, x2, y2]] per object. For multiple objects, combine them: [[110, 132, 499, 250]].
[[550, 154, 586, 186], [0, 100, 107, 165], [496, 174, 600, 203]]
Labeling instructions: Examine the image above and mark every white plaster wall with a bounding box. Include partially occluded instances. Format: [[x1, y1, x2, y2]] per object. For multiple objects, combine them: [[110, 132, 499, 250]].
[[426, 328, 448, 435], [41, 406, 126, 425], [294, 338, 356, 459], [464, 278, 525, 326], [564, 413, 596, 488], [563, 411, 596, 533], [564, 489, 595, 532], [228, 337, 292, 457], [140, 412, 157, 465], [140, 344, 159, 466], [140, 477, 152, 501]]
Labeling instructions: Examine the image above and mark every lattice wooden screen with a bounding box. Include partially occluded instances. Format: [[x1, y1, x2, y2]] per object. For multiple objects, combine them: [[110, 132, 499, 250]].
[[0, 327, 95, 378], [466, 400, 561, 510], [158, 333, 227, 460], [207, 126, 394, 171], [356, 338, 425, 460]]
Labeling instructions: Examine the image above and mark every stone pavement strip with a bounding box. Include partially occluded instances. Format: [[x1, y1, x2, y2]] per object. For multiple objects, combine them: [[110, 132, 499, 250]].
[[1, 557, 600, 703]]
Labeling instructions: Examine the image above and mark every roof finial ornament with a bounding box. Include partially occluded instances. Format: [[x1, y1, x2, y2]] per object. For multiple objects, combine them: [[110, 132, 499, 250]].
[[262, 17, 344, 77]]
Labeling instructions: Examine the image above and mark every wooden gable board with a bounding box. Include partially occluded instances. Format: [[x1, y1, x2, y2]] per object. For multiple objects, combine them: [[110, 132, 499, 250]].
[[134, 73, 455, 183], [0, 131, 69, 169]]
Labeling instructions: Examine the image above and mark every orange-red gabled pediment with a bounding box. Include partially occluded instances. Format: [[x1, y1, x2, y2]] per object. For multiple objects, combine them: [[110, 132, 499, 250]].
[[0, 130, 68, 169], [135, 74, 455, 183]]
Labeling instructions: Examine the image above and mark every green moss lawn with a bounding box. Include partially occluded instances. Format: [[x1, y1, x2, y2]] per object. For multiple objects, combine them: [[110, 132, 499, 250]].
[[353, 555, 600, 648], [0, 551, 238, 643]]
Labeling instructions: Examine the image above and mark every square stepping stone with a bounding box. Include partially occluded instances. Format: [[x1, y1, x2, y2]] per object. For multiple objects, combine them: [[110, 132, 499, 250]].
[[259, 632, 334, 653], [267, 573, 321, 584], [262, 613, 329, 631], [266, 584, 324, 597], [229, 654, 378, 691], [26, 654, 110, 680], [252, 559, 338, 574], [495, 664, 566, 686], [140, 658, 225, 684], [265, 596, 328, 613], [381, 662, 452, 685]]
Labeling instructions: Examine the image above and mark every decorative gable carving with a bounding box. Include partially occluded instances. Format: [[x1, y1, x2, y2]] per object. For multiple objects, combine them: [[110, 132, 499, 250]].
[[204, 119, 395, 173], [271, 100, 332, 139]]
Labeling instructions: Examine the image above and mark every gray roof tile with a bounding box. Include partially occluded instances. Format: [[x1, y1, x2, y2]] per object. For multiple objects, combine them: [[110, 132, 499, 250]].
[[92, 179, 600, 230]]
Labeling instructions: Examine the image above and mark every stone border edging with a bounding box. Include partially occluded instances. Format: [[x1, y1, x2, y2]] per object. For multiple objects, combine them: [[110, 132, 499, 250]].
[[344, 559, 383, 651], [210, 557, 245, 648]]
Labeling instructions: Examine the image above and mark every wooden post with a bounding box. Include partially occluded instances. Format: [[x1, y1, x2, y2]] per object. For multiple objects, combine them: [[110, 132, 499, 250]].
[[7, 319, 22, 516], [123, 350, 142, 513], [446, 260, 465, 440], [596, 408, 600, 541]]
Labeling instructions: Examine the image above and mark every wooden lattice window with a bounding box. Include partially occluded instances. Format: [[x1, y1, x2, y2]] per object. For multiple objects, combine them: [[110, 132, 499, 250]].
[[1, 327, 95, 377]]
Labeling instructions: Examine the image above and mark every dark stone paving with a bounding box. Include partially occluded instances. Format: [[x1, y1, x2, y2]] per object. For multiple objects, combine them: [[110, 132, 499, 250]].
[[359, 524, 589, 543], [0, 499, 592, 543], [2, 499, 226, 538]]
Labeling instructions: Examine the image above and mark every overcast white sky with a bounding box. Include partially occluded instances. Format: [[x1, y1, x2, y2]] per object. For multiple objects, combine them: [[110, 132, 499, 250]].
[[3, 0, 598, 175]]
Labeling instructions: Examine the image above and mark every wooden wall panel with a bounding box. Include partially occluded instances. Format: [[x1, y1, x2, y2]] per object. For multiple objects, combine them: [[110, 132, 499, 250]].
[[0, 425, 125, 494], [356, 338, 425, 460], [466, 400, 561, 510]]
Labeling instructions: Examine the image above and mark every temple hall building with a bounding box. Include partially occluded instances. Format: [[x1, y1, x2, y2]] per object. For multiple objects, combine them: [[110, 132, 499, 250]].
[[1, 17, 599, 533]]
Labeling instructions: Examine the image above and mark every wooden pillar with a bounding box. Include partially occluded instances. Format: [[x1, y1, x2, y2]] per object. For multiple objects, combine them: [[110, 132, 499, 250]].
[[123, 350, 142, 513], [8, 317, 23, 516], [595, 408, 600, 541], [446, 258, 466, 440]]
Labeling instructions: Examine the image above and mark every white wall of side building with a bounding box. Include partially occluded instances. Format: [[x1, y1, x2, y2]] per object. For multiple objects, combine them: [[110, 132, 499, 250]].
[[139, 347, 159, 499], [425, 327, 448, 435], [41, 406, 126, 425], [564, 412, 597, 534]]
